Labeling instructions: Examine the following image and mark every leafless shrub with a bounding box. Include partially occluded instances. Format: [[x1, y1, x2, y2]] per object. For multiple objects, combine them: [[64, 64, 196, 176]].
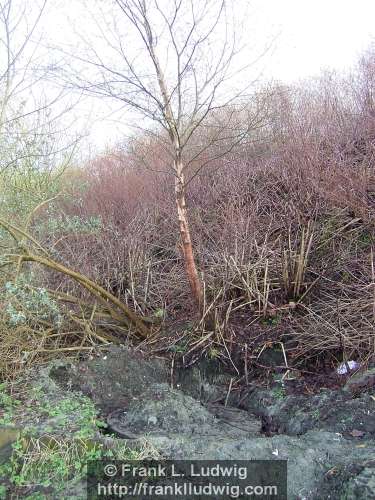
[[38, 49, 375, 367]]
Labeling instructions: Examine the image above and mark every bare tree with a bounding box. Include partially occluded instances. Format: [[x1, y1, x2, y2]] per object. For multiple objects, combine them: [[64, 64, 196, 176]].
[[0, 0, 46, 125], [0, 0, 82, 181], [62, 0, 266, 313]]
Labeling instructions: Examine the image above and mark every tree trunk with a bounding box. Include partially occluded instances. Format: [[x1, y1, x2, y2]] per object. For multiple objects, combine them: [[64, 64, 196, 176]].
[[174, 160, 203, 313]]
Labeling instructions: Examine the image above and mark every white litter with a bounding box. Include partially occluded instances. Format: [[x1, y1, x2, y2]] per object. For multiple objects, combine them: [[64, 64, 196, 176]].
[[336, 360, 359, 375]]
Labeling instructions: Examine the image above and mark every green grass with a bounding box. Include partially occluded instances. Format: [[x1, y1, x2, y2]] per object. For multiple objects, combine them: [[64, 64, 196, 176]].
[[0, 383, 21, 426], [0, 382, 148, 498], [0, 432, 140, 498]]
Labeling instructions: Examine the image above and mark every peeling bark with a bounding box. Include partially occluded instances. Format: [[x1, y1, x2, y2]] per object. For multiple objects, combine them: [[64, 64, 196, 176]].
[[175, 161, 203, 312]]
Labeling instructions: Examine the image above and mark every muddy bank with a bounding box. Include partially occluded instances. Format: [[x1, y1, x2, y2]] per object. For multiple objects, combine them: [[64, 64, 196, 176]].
[[44, 346, 375, 499], [1, 345, 374, 498]]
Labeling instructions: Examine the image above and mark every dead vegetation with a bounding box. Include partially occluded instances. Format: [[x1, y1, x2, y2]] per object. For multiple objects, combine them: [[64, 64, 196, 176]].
[[0, 212, 158, 379], [1, 49, 375, 380]]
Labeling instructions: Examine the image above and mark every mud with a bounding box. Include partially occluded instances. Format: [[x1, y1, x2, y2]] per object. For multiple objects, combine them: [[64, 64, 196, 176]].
[[42, 346, 375, 498]]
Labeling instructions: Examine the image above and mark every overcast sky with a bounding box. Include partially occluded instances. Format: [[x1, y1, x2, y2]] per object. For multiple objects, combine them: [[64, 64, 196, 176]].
[[255, 0, 375, 82], [42, 0, 375, 152]]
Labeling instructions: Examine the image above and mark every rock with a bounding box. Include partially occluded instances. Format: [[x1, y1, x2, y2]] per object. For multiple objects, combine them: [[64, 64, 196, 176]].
[[48, 347, 234, 413], [145, 430, 375, 499], [48, 346, 169, 412], [239, 386, 375, 437], [106, 383, 261, 439], [24, 347, 375, 499], [173, 357, 232, 402]]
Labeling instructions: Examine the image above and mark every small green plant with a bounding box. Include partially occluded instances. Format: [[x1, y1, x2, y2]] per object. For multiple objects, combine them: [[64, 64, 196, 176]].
[[0, 432, 144, 498], [170, 344, 187, 354], [340, 270, 351, 282], [169, 337, 190, 354], [0, 434, 100, 491], [0, 383, 21, 426], [0, 484, 6, 500], [261, 315, 280, 326], [24, 493, 48, 500], [0, 382, 145, 498], [273, 385, 286, 400], [0, 382, 105, 438], [312, 408, 320, 420], [154, 308, 165, 319], [272, 377, 286, 400], [357, 230, 374, 249], [4, 278, 62, 328], [29, 391, 106, 439], [208, 348, 220, 359]]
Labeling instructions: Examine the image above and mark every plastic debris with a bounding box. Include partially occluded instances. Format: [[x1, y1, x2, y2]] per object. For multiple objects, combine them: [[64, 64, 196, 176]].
[[336, 360, 359, 375]]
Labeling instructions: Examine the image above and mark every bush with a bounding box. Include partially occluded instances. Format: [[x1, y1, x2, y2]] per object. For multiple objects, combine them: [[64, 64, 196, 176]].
[[46, 51, 375, 367], [2, 49, 375, 374]]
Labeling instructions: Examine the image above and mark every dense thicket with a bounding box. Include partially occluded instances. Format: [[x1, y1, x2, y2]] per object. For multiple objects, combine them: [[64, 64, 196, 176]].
[[1, 49, 374, 377], [43, 50, 375, 370]]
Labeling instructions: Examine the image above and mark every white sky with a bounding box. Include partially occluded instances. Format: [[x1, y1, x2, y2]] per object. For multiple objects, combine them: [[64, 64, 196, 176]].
[[42, 0, 375, 151], [255, 0, 375, 82]]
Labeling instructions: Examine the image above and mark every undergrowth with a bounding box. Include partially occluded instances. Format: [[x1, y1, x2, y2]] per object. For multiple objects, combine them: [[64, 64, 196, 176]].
[[0, 381, 152, 499], [0, 48, 375, 379]]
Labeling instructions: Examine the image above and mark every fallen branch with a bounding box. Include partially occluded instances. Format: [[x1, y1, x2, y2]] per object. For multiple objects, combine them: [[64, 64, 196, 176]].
[[0, 216, 151, 338]]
